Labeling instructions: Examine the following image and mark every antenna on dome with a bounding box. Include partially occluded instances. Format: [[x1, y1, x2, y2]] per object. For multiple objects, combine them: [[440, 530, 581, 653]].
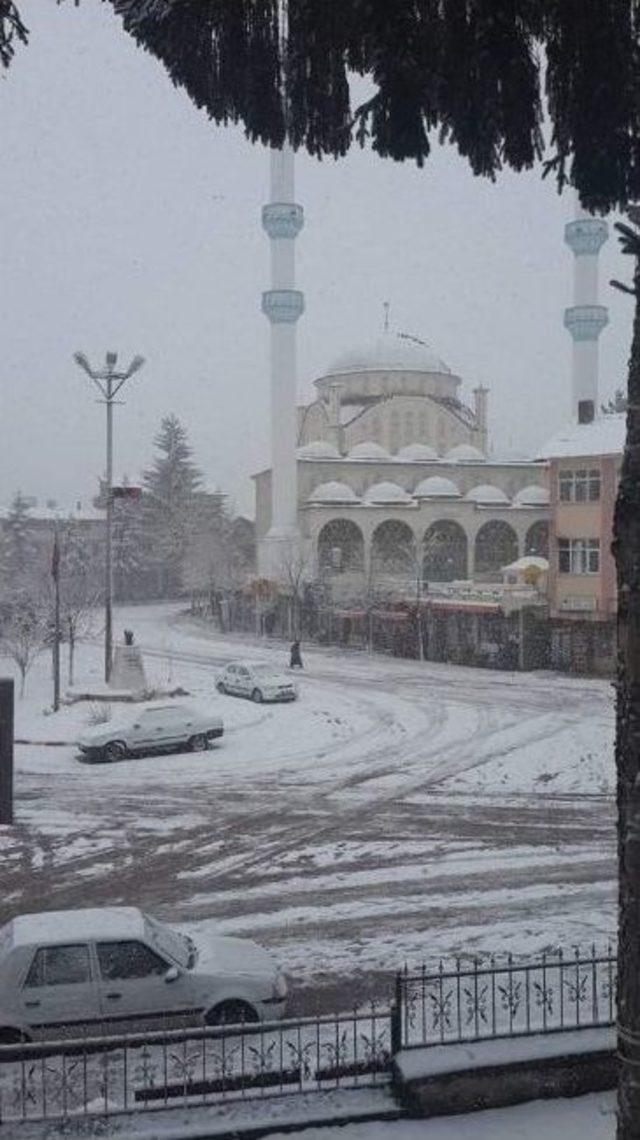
[[383, 301, 390, 333]]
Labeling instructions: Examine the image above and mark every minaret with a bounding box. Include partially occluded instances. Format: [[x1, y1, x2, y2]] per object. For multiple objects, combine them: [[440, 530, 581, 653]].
[[260, 147, 304, 576], [563, 204, 609, 424]]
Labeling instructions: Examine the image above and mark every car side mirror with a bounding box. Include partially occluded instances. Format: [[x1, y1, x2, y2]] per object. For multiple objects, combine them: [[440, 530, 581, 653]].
[[164, 966, 180, 983]]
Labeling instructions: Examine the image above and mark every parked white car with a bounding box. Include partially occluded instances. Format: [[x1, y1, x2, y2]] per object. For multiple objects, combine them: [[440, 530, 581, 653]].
[[216, 662, 298, 703], [76, 703, 224, 762], [0, 907, 287, 1042]]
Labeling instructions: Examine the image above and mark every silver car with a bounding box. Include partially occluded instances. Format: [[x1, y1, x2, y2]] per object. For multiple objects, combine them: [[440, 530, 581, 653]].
[[76, 703, 224, 762], [216, 662, 298, 703], [0, 907, 287, 1043]]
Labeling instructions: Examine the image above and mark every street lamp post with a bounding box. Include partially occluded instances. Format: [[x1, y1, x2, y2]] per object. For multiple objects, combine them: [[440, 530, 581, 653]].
[[73, 351, 145, 682]]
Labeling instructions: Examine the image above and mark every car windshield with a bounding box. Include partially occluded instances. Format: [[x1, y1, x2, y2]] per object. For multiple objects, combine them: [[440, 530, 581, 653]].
[[252, 665, 280, 677], [143, 915, 193, 968]]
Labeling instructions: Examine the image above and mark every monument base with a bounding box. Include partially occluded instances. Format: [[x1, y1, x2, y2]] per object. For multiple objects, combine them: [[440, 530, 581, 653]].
[[110, 645, 147, 695]]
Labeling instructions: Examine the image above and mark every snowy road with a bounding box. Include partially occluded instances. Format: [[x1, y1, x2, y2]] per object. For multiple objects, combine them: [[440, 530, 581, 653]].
[[0, 604, 616, 1012]]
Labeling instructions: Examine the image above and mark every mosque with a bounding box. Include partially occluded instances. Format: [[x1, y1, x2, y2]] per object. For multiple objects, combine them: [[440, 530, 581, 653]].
[[254, 150, 549, 598]]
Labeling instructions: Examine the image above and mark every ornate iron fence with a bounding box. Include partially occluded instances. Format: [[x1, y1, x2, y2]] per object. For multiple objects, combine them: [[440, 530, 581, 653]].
[[394, 946, 617, 1049], [0, 1005, 391, 1126]]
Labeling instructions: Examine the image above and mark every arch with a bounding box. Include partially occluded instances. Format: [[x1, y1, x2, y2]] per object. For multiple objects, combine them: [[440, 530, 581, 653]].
[[317, 519, 365, 574], [525, 520, 549, 558], [371, 520, 417, 576], [423, 520, 468, 582], [474, 520, 518, 578]]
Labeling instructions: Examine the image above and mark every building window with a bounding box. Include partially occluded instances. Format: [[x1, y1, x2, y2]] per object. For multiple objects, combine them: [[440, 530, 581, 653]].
[[558, 538, 600, 574], [558, 468, 601, 502]]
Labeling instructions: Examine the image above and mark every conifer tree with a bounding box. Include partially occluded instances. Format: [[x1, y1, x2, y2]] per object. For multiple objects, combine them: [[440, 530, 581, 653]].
[[143, 415, 202, 596]]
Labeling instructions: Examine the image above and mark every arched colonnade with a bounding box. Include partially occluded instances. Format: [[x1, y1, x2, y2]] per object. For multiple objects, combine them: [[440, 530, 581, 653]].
[[315, 514, 548, 583]]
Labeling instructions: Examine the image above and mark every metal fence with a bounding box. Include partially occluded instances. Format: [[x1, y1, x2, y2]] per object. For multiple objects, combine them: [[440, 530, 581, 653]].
[[395, 946, 617, 1049], [0, 1005, 391, 1126]]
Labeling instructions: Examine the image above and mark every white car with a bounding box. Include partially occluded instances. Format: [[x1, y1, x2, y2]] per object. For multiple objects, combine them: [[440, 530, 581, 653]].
[[0, 907, 287, 1043], [76, 703, 224, 762], [216, 662, 298, 703]]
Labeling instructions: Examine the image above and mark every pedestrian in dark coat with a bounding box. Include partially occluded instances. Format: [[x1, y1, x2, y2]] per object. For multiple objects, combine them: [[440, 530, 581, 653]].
[[290, 639, 303, 669]]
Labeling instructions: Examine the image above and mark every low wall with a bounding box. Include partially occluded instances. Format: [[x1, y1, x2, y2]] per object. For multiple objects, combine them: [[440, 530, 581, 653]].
[[393, 1027, 616, 1118]]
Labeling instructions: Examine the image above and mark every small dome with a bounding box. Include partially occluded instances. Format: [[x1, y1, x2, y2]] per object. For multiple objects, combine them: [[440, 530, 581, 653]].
[[465, 483, 510, 505], [364, 481, 413, 505], [446, 444, 486, 462], [327, 331, 450, 378], [297, 439, 341, 459], [308, 481, 359, 505], [397, 443, 439, 461], [513, 484, 550, 507], [347, 441, 392, 461], [413, 476, 461, 499]]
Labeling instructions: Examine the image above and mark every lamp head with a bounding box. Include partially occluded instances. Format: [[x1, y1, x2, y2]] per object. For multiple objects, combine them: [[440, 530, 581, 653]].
[[105, 352, 118, 369], [126, 355, 146, 378], [73, 351, 93, 377]]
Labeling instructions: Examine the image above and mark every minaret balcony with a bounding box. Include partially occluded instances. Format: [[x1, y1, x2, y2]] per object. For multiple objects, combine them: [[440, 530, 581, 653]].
[[564, 304, 609, 341], [564, 218, 608, 256], [262, 289, 305, 324], [262, 203, 304, 240]]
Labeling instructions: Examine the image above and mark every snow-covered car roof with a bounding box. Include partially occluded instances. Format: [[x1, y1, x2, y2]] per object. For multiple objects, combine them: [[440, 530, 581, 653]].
[[3, 907, 146, 950]]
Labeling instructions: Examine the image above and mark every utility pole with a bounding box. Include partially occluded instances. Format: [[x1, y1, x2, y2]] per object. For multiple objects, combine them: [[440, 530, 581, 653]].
[[51, 524, 61, 711], [73, 351, 145, 682], [0, 679, 14, 825]]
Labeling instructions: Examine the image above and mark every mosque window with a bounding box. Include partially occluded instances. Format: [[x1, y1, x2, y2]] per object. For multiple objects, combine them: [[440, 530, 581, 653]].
[[558, 468, 600, 502]]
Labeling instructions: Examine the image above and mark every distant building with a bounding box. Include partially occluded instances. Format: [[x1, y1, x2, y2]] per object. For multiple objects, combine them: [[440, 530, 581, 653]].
[[538, 415, 623, 674]]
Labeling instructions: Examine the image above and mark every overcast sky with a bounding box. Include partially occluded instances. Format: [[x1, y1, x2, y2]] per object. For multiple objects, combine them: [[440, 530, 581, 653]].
[[1, 1, 634, 516]]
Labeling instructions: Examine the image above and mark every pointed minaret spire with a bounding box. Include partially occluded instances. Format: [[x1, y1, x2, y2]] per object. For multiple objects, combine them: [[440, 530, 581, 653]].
[[259, 146, 304, 575]]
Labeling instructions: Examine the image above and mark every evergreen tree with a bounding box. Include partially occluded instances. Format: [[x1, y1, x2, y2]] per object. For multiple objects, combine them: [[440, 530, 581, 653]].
[[143, 415, 202, 596], [2, 491, 36, 591]]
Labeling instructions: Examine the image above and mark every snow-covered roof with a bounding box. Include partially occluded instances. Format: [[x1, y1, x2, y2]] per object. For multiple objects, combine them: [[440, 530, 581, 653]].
[[413, 476, 461, 499], [465, 483, 510, 505], [364, 481, 413, 505], [537, 414, 625, 459], [296, 439, 341, 459], [7, 907, 145, 948], [307, 481, 360, 504], [513, 484, 550, 507], [396, 443, 439, 461], [445, 443, 486, 462], [347, 441, 392, 461], [0, 504, 104, 522], [503, 556, 549, 572], [326, 331, 450, 378]]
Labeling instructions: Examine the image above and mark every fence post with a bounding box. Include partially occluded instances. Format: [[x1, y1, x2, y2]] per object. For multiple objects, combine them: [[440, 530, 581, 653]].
[[0, 679, 14, 826], [390, 971, 403, 1055]]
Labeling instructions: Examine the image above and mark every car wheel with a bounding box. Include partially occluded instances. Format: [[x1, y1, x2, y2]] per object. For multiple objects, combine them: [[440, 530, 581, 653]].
[[251, 688, 263, 703], [0, 1028, 30, 1045], [189, 733, 209, 752], [103, 740, 127, 763], [216, 681, 227, 694], [205, 1000, 259, 1027]]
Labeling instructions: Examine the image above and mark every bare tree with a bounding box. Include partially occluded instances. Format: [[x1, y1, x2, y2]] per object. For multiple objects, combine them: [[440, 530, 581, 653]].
[[1, 597, 47, 698], [280, 549, 311, 638]]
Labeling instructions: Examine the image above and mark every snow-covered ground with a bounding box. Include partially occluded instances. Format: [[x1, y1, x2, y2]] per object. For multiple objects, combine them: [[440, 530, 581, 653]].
[[0, 603, 616, 1011], [264, 1092, 615, 1140]]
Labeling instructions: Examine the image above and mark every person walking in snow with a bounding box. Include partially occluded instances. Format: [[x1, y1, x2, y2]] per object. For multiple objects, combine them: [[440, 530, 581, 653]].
[[290, 639, 303, 669]]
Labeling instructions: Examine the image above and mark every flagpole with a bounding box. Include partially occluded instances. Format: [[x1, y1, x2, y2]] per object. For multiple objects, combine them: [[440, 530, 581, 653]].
[[52, 525, 61, 712]]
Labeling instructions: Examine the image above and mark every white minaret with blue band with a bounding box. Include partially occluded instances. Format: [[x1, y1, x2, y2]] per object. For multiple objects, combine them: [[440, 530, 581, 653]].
[[260, 147, 304, 576], [564, 205, 609, 423]]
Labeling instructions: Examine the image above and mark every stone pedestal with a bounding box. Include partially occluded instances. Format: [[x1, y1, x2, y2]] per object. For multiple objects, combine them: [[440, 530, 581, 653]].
[[110, 645, 147, 694]]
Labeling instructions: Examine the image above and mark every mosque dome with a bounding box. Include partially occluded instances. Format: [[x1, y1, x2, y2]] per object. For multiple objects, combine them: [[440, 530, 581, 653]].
[[413, 476, 461, 499], [308, 481, 359, 505], [446, 444, 486, 462], [297, 439, 341, 459], [513, 484, 550, 507], [465, 484, 510, 505], [397, 443, 439, 461], [327, 331, 450, 378], [364, 481, 413, 505], [347, 441, 392, 461]]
